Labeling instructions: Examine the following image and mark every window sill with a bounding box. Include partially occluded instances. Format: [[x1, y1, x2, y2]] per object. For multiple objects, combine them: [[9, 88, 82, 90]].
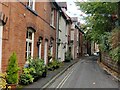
[[50, 24, 56, 29], [26, 6, 38, 16]]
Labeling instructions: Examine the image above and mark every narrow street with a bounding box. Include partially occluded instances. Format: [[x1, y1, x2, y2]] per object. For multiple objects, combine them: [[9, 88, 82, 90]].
[[48, 56, 119, 88]]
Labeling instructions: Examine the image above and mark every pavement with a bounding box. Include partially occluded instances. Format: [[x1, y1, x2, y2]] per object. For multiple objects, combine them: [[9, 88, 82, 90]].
[[22, 58, 80, 89]]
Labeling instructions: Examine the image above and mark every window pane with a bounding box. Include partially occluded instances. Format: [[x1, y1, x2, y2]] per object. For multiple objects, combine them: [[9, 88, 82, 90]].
[[26, 42, 28, 51], [25, 42, 28, 59], [29, 32, 32, 40], [28, 51, 31, 57], [30, 1, 33, 9], [28, 43, 32, 52], [25, 52, 27, 59], [26, 29, 34, 59], [29, 0, 34, 10], [51, 10, 54, 26], [26, 31, 28, 38]]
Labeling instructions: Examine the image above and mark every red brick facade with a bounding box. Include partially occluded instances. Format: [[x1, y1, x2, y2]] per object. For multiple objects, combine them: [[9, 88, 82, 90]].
[[72, 24, 84, 59], [1, 2, 57, 72]]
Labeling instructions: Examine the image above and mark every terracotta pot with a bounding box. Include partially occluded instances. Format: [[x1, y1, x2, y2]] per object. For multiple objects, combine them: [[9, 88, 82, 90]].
[[7, 84, 17, 90]]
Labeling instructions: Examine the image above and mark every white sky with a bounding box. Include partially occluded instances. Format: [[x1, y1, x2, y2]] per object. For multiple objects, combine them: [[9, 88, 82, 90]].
[[56, 0, 87, 24]]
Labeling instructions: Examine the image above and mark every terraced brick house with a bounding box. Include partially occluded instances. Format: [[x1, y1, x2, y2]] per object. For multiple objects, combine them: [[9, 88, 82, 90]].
[[0, 0, 75, 73], [0, 1, 61, 72]]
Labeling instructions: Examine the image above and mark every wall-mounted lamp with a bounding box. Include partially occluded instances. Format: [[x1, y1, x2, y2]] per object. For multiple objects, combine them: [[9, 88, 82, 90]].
[[37, 37, 43, 46]]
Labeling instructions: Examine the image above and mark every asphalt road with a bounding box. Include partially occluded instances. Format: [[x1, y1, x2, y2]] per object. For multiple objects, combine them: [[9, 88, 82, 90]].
[[48, 56, 120, 88]]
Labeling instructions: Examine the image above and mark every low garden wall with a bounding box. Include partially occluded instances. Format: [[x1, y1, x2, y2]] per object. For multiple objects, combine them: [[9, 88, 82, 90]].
[[101, 52, 120, 74]]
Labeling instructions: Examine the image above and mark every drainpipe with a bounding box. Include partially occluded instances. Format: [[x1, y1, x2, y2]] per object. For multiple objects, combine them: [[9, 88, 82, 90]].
[[118, 1, 120, 26], [118, 2, 120, 67], [56, 10, 59, 60]]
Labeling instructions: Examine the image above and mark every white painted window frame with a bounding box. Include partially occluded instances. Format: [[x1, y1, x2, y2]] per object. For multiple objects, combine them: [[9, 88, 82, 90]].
[[28, 0, 35, 10], [50, 46, 53, 56], [26, 29, 34, 59], [51, 9, 55, 27]]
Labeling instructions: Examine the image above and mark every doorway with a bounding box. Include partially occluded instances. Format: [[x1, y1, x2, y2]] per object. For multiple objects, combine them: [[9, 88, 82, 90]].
[[44, 40, 48, 65]]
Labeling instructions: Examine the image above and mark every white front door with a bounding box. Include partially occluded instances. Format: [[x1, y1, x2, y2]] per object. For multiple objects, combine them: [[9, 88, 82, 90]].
[[44, 40, 48, 65], [50, 46, 53, 56], [0, 22, 3, 72], [39, 43, 42, 59], [58, 44, 61, 60]]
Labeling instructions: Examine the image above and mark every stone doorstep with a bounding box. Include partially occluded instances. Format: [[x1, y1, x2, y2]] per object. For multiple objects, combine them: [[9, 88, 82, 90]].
[[97, 61, 120, 82]]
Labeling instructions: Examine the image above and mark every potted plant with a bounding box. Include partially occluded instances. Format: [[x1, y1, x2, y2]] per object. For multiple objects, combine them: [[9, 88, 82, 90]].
[[41, 64, 47, 77], [48, 51, 52, 61], [0, 73, 7, 89], [6, 52, 20, 89], [65, 51, 72, 62]]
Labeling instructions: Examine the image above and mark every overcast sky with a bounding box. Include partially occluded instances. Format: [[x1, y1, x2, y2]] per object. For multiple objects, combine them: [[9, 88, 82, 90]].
[[55, 0, 86, 24]]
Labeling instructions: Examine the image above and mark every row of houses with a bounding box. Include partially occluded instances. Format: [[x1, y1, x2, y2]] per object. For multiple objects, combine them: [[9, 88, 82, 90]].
[[0, 1, 84, 72]]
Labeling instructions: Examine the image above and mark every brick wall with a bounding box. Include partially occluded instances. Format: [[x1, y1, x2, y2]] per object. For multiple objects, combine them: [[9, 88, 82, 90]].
[[101, 52, 120, 73], [1, 2, 56, 72]]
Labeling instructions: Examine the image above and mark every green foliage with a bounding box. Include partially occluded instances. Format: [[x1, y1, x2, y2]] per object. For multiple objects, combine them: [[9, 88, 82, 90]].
[[28, 58, 47, 80], [76, 2, 117, 15], [76, 2, 118, 44], [65, 51, 73, 62], [6, 52, 20, 84], [109, 46, 120, 63], [108, 27, 120, 49], [108, 27, 120, 64], [19, 68, 34, 85], [19, 58, 47, 85], [99, 32, 111, 51], [47, 60, 62, 71], [76, 2, 120, 64]]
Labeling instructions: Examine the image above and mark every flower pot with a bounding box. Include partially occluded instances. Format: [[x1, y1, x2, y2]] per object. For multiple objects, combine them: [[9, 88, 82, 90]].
[[7, 84, 17, 90], [42, 71, 47, 77]]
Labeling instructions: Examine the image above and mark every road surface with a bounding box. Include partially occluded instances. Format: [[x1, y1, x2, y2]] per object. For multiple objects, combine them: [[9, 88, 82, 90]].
[[48, 56, 120, 88]]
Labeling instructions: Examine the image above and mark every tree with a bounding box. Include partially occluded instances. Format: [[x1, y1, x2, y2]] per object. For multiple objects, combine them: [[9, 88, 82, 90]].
[[76, 2, 120, 64], [76, 2, 118, 44]]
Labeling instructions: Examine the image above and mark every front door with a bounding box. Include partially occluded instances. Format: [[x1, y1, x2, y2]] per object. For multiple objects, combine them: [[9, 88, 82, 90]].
[[44, 40, 48, 65], [38, 43, 42, 59]]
